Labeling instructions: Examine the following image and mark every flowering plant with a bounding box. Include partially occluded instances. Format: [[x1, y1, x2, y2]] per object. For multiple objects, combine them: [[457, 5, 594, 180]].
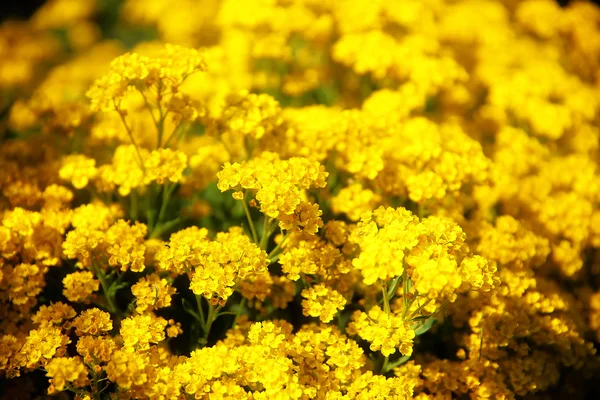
[[1, 0, 600, 398]]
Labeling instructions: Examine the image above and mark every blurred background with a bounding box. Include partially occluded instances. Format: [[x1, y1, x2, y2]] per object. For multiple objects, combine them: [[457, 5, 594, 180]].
[[1, 0, 600, 20]]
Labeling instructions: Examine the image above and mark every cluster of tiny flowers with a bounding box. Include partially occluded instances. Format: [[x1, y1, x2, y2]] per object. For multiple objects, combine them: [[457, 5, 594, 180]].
[[1, 0, 600, 398]]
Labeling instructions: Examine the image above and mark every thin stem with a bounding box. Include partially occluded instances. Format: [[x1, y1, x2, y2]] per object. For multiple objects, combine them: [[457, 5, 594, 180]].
[[156, 80, 166, 148], [137, 87, 159, 128], [95, 266, 120, 316], [401, 270, 411, 319], [156, 182, 176, 227], [259, 217, 274, 251], [195, 295, 206, 331], [114, 101, 146, 170], [380, 356, 389, 375], [382, 355, 411, 373], [409, 298, 432, 320], [386, 276, 401, 301], [163, 120, 186, 149], [242, 191, 259, 244], [267, 232, 289, 259], [146, 185, 156, 231], [199, 302, 221, 346], [381, 282, 391, 314]]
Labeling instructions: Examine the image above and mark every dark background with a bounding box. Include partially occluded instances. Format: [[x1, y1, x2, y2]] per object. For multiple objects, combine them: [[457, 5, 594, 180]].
[[1, 0, 600, 21]]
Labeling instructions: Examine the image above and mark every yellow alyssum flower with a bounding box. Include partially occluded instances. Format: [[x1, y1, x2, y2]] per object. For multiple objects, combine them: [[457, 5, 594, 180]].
[[301, 283, 346, 323], [69, 308, 113, 336], [87, 44, 207, 111], [62, 271, 99, 303], [31, 302, 76, 327], [347, 306, 415, 357], [76, 335, 117, 364], [217, 151, 328, 234], [45, 356, 89, 392], [189, 227, 269, 304], [59, 154, 97, 189], [350, 207, 421, 285], [144, 148, 188, 185], [131, 273, 176, 313], [222, 90, 282, 139], [120, 314, 168, 350]]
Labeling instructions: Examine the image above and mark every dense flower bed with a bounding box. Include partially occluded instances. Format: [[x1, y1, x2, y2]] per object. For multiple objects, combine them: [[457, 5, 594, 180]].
[[1, 0, 600, 398]]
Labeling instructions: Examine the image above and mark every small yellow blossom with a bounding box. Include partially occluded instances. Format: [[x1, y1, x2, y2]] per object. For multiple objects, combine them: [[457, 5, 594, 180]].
[[70, 308, 113, 336], [120, 314, 168, 350], [59, 154, 97, 189], [45, 357, 89, 392], [348, 306, 415, 357], [144, 148, 188, 185], [131, 273, 176, 313], [62, 271, 99, 303], [301, 283, 346, 323]]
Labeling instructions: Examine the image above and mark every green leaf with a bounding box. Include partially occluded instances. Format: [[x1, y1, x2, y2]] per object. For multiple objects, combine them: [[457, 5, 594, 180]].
[[413, 317, 438, 336]]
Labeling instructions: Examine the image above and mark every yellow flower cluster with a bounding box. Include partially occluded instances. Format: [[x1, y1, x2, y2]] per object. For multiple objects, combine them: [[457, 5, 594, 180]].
[[86, 44, 207, 112], [62, 271, 99, 303], [2, 0, 600, 398], [348, 306, 415, 357], [63, 218, 147, 271], [301, 283, 346, 323], [131, 273, 176, 313], [218, 152, 328, 234]]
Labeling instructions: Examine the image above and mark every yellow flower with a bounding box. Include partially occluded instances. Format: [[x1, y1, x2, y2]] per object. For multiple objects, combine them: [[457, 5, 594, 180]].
[[120, 314, 168, 350], [62, 271, 99, 303], [222, 90, 282, 139], [350, 207, 421, 285], [32, 302, 76, 327], [189, 227, 269, 304], [131, 273, 176, 314], [347, 306, 415, 357], [217, 152, 328, 234], [76, 335, 117, 364], [144, 148, 188, 185], [301, 283, 346, 323], [70, 308, 113, 336], [45, 357, 89, 392], [59, 154, 97, 189], [87, 44, 207, 111]]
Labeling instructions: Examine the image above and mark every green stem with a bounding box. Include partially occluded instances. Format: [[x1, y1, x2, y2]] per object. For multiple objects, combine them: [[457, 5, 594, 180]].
[[137, 87, 159, 128], [156, 182, 177, 228], [382, 355, 411, 373], [386, 276, 401, 301], [199, 302, 221, 346], [401, 270, 411, 319], [156, 81, 167, 148], [267, 232, 289, 259], [195, 295, 206, 331], [380, 356, 389, 375], [163, 121, 186, 149], [381, 282, 391, 314], [259, 217, 273, 250], [114, 101, 146, 171], [409, 298, 432, 320], [90, 365, 102, 400], [95, 266, 120, 316], [146, 185, 157, 232], [242, 191, 259, 244]]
